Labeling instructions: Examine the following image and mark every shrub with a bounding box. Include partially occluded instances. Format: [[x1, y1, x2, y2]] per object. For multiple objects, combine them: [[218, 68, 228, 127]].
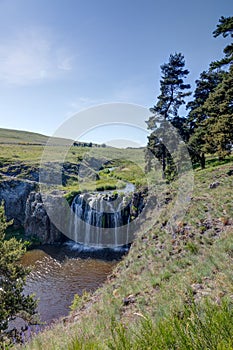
[[0, 203, 38, 346]]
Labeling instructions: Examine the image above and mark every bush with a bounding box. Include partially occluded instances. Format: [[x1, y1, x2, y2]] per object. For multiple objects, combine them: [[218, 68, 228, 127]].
[[0, 203, 38, 346]]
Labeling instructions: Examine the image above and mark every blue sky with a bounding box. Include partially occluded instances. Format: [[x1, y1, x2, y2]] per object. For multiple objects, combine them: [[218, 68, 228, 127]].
[[0, 0, 232, 145]]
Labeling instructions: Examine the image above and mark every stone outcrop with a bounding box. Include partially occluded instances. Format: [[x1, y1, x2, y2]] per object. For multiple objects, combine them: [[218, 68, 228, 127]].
[[0, 178, 65, 244], [131, 192, 145, 218], [24, 192, 65, 244], [0, 179, 37, 227], [0, 163, 39, 182]]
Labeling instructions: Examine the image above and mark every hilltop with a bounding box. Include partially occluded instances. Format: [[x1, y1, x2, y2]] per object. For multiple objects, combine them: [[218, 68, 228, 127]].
[[0, 128, 51, 145], [0, 128, 108, 147]]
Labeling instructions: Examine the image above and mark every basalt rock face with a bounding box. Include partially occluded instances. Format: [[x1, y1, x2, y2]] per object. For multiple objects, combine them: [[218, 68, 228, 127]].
[[0, 176, 147, 246], [131, 192, 145, 218], [0, 178, 65, 244], [24, 192, 66, 244], [0, 179, 37, 227]]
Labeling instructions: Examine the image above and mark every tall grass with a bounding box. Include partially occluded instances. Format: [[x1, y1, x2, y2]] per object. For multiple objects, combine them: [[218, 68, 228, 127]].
[[66, 298, 233, 350]]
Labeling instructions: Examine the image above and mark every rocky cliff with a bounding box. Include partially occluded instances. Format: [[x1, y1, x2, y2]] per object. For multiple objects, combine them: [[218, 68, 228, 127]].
[[0, 177, 146, 245], [24, 192, 65, 244], [0, 178, 64, 244], [0, 179, 37, 227]]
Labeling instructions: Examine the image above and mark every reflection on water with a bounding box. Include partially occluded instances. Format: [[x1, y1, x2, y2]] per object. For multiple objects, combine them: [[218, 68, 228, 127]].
[[21, 247, 116, 324]]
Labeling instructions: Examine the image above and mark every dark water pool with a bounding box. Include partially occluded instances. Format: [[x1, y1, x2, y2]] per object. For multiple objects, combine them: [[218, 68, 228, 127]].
[[21, 244, 118, 324]]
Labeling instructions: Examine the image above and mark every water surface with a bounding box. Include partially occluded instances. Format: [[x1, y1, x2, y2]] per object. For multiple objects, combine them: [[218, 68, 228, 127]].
[[21, 246, 117, 324]]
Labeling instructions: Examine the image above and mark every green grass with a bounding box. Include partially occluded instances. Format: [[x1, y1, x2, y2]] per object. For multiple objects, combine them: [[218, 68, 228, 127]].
[[0, 133, 146, 196], [19, 158, 233, 350], [0, 127, 73, 145], [106, 298, 233, 350], [0, 128, 49, 145]]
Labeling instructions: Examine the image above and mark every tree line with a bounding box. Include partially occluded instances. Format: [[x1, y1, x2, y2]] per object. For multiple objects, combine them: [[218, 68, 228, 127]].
[[146, 16, 233, 178]]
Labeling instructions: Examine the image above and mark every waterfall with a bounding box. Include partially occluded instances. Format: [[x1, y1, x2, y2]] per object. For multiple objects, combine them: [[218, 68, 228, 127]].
[[70, 192, 132, 248]]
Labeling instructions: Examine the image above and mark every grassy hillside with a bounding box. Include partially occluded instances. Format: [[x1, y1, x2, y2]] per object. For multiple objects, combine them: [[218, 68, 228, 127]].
[[20, 157, 233, 350], [0, 128, 50, 145]]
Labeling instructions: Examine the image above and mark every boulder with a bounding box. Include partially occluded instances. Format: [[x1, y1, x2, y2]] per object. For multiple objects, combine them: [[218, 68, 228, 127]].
[[209, 181, 220, 189]]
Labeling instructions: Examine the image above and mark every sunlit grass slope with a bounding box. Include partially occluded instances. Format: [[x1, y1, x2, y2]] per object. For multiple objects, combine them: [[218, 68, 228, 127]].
[[21, 158, 233, 350], [0, 128, 50, 145]]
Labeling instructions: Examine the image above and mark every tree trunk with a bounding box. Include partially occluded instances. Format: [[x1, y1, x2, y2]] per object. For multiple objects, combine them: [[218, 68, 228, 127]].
[[162, 144, 166, 178], [200, 152, 205, 169]]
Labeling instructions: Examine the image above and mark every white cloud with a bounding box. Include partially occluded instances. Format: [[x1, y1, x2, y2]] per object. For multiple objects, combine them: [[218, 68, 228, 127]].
[[0, 27, 74, 85], [112, 82, 149, 106], [67, 97, 107, 116], [57, 55, 73, 71], [68, 82, 148, 114]]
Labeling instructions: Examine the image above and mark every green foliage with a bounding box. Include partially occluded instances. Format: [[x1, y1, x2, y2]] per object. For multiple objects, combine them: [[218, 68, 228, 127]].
[[148, 53, 191, 121], [67, 338, 101, 350], [211, 16, 233, 69], [64, 190, 81, 205], [187, 66, 233, 163], [107, 298, 233, 350], [185, 241, 199, 254], [146, 16, 233, 172], [186, 15, 233, 167], [146, 52, 191, 178], [186, 69, 224, 168], [0, 203, 38, 346], [202, 67, 233, 159], [108, 318, 132, 350], [69, 291, 91, 312], [95, 183, 117, 191]]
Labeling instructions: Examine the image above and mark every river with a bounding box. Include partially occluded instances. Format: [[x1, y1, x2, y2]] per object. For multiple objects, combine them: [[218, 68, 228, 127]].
[[21, 244, 119, 324]]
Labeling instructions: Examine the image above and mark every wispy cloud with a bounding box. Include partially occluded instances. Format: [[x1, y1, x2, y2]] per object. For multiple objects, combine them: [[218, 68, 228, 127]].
[[0, 27, 74, 86], [67, 80, 149, 114], [112, 81, 149, 106], [67, 97, 108, 116]]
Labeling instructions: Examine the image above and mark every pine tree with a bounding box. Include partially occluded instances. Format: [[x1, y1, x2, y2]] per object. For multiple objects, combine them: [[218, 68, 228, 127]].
[[187, 16, 233, 163], [202, 67, 233, 159], [211, 16, 233, 69], [186, 70, 224, 168], [0, 203, 37, 346], [146, 53, 191, 178]]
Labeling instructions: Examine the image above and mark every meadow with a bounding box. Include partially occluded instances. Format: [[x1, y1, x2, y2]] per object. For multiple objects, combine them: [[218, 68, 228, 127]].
[[0, 128, 146, 196]]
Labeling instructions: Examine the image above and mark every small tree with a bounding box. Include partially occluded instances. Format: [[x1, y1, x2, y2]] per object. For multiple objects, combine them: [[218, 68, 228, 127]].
[[0, 203, 37, 346]]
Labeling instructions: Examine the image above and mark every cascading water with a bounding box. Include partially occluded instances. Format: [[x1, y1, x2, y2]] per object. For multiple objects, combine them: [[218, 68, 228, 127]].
[[70, 192, 133, 248]]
